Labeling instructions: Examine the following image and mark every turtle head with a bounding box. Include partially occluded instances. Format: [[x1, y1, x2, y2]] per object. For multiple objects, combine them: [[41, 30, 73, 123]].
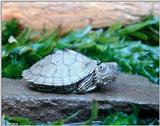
[[94, 62, 119, 87]]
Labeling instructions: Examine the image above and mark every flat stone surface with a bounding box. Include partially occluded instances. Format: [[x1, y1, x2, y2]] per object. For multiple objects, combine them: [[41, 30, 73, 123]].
[[2, 73, 159, 123]]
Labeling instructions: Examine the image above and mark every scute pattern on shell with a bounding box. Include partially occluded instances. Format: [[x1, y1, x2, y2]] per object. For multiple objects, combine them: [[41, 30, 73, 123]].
[[22, 49, 97, 86]]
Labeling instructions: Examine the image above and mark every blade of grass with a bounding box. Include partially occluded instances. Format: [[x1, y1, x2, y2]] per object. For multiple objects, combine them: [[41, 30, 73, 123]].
[[119, 20, 156, 35], [52, 110, 81, 126], [82, 100, 98, 125]]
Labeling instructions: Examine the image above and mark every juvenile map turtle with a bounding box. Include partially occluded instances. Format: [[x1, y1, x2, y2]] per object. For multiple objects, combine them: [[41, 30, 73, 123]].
[[22, 49, 118, 93]]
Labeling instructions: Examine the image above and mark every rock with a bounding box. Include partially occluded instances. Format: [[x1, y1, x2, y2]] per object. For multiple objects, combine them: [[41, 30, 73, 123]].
[[2, 73, 159, 123], [2, 2, 160, 35]]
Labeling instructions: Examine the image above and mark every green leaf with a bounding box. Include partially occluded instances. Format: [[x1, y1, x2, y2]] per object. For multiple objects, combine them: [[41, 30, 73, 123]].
[[33, 31, 57, 56], [52, 119, 64, 126], [59, 25, 92, 43], [2, 42, 18, 58], [52, 110, 81, 125], [3, 116, 32, 125], [25, 52, 42, 65], [107, 22, 122, 35], [140, 66, 158, 83], [64, 110, 81, 122], [119, 59, 132, 72], [55, 42, 73, 49], [16, 27, 32, 44], [119, 20, 156, 35], [83, 100, 98, 125], [76, 42, 96, 50], [95, 29, 103, 39], [3, 58, 28, 79], [103, 110, 138, 125], [19, 46, 33, 55], [2, 19, 21, 45], [131, 31, 148, 41], [98, 36, 119, 43], [74, 25, 92, 39]]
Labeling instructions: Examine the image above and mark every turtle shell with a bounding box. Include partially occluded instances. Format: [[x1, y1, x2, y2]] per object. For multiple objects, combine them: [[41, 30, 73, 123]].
[[22, 49, 97, 86]]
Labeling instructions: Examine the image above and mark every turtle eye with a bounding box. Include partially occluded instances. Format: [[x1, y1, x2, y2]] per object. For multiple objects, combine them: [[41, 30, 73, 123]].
[[99, 65, 103, 69]]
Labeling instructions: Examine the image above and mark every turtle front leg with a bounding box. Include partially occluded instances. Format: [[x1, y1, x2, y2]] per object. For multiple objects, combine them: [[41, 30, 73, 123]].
[[75, 73, 96, 94]]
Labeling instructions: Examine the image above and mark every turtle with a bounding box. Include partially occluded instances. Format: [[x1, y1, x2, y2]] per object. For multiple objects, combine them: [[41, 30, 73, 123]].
[[22, 49, 119, 94]]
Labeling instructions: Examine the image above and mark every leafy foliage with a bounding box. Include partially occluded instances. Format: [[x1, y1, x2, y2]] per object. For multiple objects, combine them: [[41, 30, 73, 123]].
[[2, 115, 32, 125], [102, 105, 139, 125], [2, 19, 21, 45], [2, 16, 159, 83], [2, 23, 58, 78]]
